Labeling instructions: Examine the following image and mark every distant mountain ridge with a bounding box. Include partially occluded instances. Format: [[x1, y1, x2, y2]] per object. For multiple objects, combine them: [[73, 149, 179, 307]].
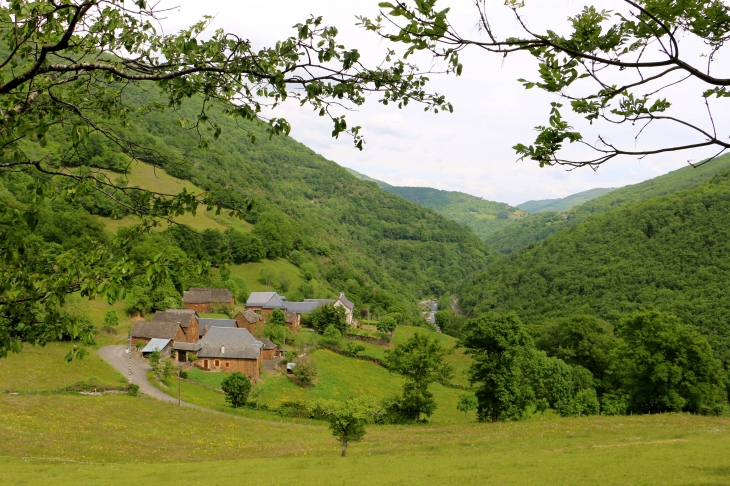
[[485, 153, 730, 254], [345, 168, 526, 239], [517, 187, 616, 213]]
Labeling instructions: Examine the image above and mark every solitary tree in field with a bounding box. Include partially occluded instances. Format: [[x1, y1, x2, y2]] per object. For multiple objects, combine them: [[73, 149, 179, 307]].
[[221, 372, 252, 408], [385, 333, 453, 421], [0, 0, 446, 360], [313, 397, 382, 457], [363, 1, 730, 168]]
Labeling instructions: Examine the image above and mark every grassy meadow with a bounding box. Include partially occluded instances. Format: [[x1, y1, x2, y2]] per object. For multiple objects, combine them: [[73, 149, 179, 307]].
[[3, 320, 730, 484], [2, 391, 730, 485]]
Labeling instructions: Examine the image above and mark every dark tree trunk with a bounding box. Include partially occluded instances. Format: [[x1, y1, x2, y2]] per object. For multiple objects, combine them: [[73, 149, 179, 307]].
[[341, 439, 348, 457]]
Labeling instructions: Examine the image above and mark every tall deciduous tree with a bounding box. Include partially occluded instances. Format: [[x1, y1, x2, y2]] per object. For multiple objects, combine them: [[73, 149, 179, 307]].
[[460, 312, 534, 422], [613, 309, 727, 415], [0, 0, 446, 359], [362, 1, 730, 167], [385, 333, 453, 421]]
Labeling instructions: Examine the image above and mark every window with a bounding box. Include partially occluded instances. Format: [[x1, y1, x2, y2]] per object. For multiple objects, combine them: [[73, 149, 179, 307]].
[[177, 351, 187, 362], [215, 360, 220, 367], [225, 362, 230, 368], [204, 359, 208, 368]]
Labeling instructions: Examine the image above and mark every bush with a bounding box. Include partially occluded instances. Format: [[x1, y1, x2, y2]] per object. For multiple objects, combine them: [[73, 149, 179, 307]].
[[179, 370, 188, 380], [377, 316, 397, 335], [221, 372, 252, 408], [343, 342, 365, 358], [127, 384, 139, 397], [321, 325, 342, 345], [292, 356, 318, 387], [103, 310, 119, 328]]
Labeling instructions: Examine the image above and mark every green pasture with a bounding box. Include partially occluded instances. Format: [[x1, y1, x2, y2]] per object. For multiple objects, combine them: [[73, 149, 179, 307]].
[[0, 342, 124, 392], [2, 392, 729, 485]]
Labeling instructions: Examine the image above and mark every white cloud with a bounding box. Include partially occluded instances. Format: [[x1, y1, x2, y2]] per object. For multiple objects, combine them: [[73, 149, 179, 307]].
[[158, 0, 725, 206]]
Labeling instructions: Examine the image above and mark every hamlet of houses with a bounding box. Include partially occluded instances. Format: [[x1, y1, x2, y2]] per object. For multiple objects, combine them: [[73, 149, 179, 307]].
[[130, 288, 355, 381]]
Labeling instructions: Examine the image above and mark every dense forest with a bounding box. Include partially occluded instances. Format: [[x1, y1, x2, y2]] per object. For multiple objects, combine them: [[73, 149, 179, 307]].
[[458, 169, 730, 365], [347, 168, 526, 239], [486, 154, 730, 254], [5, 85, 492, 322]]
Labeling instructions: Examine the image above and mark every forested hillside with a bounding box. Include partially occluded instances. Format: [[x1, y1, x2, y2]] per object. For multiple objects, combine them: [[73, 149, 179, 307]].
[[459, 169, 730, 363], [516, 187, 615, 213], [6, 86, 492, 322], [346, 169, 526, 239], [486, 154, 730, 253]]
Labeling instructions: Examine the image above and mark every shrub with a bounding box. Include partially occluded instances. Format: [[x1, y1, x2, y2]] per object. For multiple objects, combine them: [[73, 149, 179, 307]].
[[321, 325, 342, 345], [103, 310, 119, 328], [377, 316, 397, 335], [292, 356, 318, 387], [221, 372, 252, 408], [343, 342, 365, 358], [127, 384, 139, 397]]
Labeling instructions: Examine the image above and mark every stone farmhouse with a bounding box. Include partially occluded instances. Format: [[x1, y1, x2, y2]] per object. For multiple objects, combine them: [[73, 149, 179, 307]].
[[183, 287, 235, 313], [131, 309, 277, 381], [176, 327, 265, 381], [130, 309, 200, 356], [234, 309, 265, 335], [245, 291, 357, 331]]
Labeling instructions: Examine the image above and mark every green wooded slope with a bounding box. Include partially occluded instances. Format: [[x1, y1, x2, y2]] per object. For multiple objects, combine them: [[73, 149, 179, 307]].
[[460, 169, 730, 363], [346, 168, 526, 239], [49, 86, 492, 315], [516, 187, 615, 213], [486, 154, 730, 253]]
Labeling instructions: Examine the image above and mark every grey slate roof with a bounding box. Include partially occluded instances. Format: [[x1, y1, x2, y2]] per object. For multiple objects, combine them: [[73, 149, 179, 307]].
[[173, 341, 202, 352], [337, 292, 355, 310], [183, 288, 233, 304], [131, 319, 180, 340], [246, 292, 280, 307], [284, 301, 321, 314], [262, 294, 288, 309], [258, 337, 277, 350], [236, 309, 264, 325], [197, 327, 263, 360], [152, 309, 198, 328], [198, 318, 237, 337], [304, 298, 336, 306]]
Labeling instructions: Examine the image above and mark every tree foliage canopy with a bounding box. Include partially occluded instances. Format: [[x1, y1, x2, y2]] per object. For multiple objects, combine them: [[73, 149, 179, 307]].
[[362, 0, 730, 167]]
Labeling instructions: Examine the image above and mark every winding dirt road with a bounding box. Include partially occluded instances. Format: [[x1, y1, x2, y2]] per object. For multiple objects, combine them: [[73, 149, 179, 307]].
[[97, 345, 193, 406]]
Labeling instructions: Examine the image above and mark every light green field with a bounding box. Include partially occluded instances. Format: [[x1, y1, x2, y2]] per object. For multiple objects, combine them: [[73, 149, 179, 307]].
[[350, 325, 472, 387], [228, 258, 308, 293], [94, 160, 251, 233], [2, 392, 729, 485], [3, 328, 730, 484], [0, 342, 124, 392]]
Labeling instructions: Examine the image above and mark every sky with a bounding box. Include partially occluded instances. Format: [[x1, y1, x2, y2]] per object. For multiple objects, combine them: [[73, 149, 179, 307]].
[[157, 0, 725, 206]]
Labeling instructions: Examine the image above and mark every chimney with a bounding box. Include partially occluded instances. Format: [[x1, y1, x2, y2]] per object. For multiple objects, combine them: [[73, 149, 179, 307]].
[[221, 345, 225, 354]]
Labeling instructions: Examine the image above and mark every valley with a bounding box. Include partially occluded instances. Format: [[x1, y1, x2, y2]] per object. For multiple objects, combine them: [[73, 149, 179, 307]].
[[3, 1, 730, 484]]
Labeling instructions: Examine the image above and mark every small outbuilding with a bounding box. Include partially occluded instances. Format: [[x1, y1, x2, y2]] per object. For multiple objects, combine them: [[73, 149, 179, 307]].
[[141, 338, 172, 358], [183, 288, 235, 313]]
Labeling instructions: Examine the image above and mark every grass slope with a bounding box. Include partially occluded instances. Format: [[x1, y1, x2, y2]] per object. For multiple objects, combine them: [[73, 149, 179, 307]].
[[346, 168, 527, 239], [516, 187, 616, 213], [487, 153, 730, 253], [2, 393, 729, 485]]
